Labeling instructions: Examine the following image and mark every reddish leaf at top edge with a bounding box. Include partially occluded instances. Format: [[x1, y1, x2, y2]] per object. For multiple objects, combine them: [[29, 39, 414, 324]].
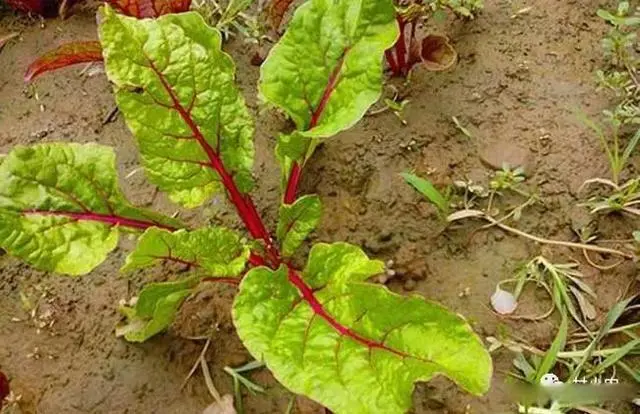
[[0, 370, 9, 409], [105, 0, 191, 18], [25, 41, 103, 82], [265, 0, 294, 30], [4, 0, 57, 16]]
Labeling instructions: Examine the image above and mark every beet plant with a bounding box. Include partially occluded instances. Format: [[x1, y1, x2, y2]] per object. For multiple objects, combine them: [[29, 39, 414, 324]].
[[4, 0, 492, 411]]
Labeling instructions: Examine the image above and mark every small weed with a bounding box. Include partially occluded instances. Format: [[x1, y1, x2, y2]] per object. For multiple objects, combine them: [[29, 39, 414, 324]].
[[581, 177, 640, 217], [490, 164, 527, 193], [580, 1, 640, 189], [192, 0, 265, 42], [405, 165, 633, 259], [401, 172, 451, 217], [224, 361, 266, 413]]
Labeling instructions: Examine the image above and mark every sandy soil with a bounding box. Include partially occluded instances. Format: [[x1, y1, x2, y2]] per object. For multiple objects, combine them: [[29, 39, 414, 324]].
[[0, 0, 638, 413]]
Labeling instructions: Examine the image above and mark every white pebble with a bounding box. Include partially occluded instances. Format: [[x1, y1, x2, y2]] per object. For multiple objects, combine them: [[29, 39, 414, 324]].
[[491, 287, 517, 315]]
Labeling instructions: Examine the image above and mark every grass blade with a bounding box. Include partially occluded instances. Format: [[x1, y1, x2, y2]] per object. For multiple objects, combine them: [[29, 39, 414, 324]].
[[620, 127, 640, 171], [401, 172, 449, 214], [570, 296, 636, 381], [534, 312, 568, 383], [589, 339, 640, 377]]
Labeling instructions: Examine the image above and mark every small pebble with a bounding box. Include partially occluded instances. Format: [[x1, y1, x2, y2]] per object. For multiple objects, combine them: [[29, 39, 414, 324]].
[[403, 279, 417, 291]]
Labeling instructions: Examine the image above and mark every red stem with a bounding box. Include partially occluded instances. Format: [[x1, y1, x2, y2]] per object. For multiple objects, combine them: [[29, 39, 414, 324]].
[[282, 48, 349, 204], [385, 49, 399, 75], [146, 59, 279, 266], [249, 252, 267, 267], [286, 267, 413, 357], [395, 16, 407, 75], [0, 370, 8, 410], [283, 162, 302, 205], [24, 210, 177, 231]]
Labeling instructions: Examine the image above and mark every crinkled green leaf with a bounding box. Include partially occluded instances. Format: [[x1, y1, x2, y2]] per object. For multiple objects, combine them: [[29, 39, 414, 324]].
[[117, 275, 199, 342], [275, 132, 312, 188], [122, 227, 249, 276], [260, 0, 398, 137], [233, 243, 492, 413], [260, 0, 399, 169], [99, 6, 255, 208], [276, 132, 311, 162], [0, 143, 181, 276], [276, 195, 321, 257]]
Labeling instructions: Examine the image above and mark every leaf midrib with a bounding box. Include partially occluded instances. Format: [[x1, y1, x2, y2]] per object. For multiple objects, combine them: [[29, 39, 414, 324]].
[[286, 267, 431, 361]]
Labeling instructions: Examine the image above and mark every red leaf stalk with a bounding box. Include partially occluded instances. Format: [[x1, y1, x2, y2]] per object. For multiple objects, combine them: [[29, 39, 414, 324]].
[[385, 49, 399, 75], [24, 210, 176, 231], [394, 16, 408, 76], [281, 48, 348, 204], [283, 162, 302, 205], [146, 60, 280, 266], [0, 370, 9, 409]]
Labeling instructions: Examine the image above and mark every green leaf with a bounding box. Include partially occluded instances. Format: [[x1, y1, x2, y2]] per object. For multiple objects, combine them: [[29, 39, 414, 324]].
[[534, 312, 567, 383], [401, 172, 449, 215], [276, 195, 322, 257], [233, 243, 492, 413], [117, 276, 200, 342], [99, 6, 255, 208], [275, 132, 312, 188], [620, 127, 640, 171], [590, 339, 640, 377], [122, 227, 250, 276], [259, 0, 399, 162], [0, 143, 181, 276]]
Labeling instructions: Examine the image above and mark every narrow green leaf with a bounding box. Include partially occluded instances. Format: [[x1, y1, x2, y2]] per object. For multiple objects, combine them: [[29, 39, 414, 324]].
[[260, 0, 399, 165], [620, 127, 640, 171], [122, 227, 249, 276], [534, 312, 567, 383], [401, 172, 449, 214], [570, 296, 636, 381], [0, 143, 180, 276], [117, 276, 200, 342], [233, 243, 492, 413], [276, 195, 322, 257], [590, 339, 640, 377], [99, 6, 255, 208], [513, 353, 536, 382]]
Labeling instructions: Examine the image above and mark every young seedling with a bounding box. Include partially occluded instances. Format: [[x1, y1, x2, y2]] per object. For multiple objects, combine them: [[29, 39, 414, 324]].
[[223, 360, 265, 413], [580, 1, 640, 205], [581, 175, 640, 220], [7, 1, 493, 412], [191, 0, 264, 43], [401, 172, 451, 217], [579, 113, 640, 187]]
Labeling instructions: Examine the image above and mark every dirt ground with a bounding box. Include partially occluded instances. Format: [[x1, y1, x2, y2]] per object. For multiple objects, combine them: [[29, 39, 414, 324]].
[[0, 0, 638, 413]]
